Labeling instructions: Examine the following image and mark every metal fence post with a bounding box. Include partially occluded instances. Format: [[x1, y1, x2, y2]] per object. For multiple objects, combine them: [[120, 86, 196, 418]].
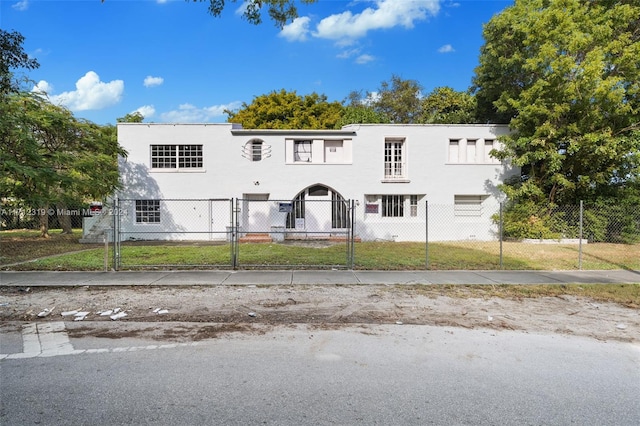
[[103, 229, 109, 272], [232, 198, 238, 270], [350, 199, 356, 269], [499, 201, 504, 270], [425, 200, 429, 270], [579, 200, 583, 270], [113, 199, 119, 271]]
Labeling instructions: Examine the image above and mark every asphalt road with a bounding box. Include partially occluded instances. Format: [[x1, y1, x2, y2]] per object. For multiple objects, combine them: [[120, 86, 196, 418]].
[[1, 323, 639, 425]]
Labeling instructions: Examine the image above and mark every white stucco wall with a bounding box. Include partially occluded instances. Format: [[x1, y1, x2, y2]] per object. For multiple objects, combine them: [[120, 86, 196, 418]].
[[114, 123, 519, 242]]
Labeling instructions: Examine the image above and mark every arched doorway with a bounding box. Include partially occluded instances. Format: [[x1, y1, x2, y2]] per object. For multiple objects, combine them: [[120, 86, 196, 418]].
[[285, 184, 350, 235]]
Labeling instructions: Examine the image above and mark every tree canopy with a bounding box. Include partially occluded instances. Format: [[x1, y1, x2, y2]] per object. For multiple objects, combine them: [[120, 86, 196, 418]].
[[420, 86, 477, 124], [117, 111, 145, 123], [371, 74, 423, 124], [0, 29, 39, 96], [191, 0, 317, 27], [1, 93, 126, 235], [225, 89, 343, 129], [472, 0, 640, 205], [0, 30, 126, 236]]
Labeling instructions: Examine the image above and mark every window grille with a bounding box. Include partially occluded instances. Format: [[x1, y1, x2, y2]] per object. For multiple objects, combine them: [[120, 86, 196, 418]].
[[135, 200, 160, 223], [382, 195, 404, 217], [151, 145, 203, 169]]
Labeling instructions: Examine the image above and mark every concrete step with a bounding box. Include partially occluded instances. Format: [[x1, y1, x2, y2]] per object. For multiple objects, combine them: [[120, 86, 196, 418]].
[[239, 233, 273, 243]]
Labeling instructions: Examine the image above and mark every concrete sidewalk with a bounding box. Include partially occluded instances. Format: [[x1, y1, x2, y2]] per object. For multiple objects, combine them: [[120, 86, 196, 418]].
[[1, 269, 639, 286]]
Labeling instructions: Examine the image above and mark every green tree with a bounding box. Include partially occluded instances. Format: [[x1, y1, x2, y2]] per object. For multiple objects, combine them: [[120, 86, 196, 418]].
[[372, 75, 423, 124], [0, 29, 39, 96], [472, 0, 640, 205], [1, 31, 125, 236], [117, 111, 144, 123], [334, 105, 389, 128], [419, 87, 477, 124], [225, 89, 343, 129], [1, 93, 126, 236], [334, 90, 389, 128], [103, 0, 317, 26]]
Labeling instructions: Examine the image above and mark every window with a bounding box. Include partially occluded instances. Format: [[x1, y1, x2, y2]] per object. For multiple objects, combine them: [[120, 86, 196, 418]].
[[286, 193, 305, 229], [178, 145, 203, 168], [308, 185, 329, 196], [410, 195, 418, 217], [382, 195, 404, 217], [242, 139, 271, 161], [151, 145, 176, 168], [449, 138, 499, 164], [332, 192, 350, 229], [454, 195, 484, 217], [294, 140, 312, 162], [448, 139, 459, 163], [251, 141, 263, 162], [151, 145, 203, 169], [384, 139, 405, 179], [484, 139, 495, 163], [135, 200, 160, 223], [466, 139, 477, 163]]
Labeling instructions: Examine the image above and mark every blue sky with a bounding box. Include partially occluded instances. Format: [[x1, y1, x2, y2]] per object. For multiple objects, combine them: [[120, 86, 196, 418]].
[[1, 0, 513, 125]]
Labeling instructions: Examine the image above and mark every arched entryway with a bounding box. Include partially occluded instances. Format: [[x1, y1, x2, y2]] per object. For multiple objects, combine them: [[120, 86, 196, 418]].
[[285, 184, 350, 234]]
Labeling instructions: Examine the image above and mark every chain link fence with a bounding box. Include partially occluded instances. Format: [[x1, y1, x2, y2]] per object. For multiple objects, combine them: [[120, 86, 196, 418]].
[[114, 199, 235, 269], [230, 198, 355, 269], [423, 201, 640, 271], [1, 199, 638, 271]]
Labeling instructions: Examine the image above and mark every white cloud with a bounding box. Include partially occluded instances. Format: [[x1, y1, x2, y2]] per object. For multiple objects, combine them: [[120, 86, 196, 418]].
[[143, 76, 164, 87], [32, 80, 54, 95], [438, 44, 455, 53], [135, 105, 156, 119], [336, 48, 361, 59], [12, 0, 29, 11], [160, 101, 242, 123], [35, 71, 124, 111], [279, 17, 311, 42], [355, 54, 375, 64], [313, 0, 440, 42]]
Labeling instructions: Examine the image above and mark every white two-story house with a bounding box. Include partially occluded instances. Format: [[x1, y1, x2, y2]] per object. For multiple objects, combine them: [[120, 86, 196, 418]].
[[94, 123, 517, 242]]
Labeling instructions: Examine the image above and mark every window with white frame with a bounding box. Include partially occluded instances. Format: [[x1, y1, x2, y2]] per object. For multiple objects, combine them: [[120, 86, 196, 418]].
[[366, 194, 423, 218], [151, 145, 203, 169], [454, 195, 485, 217], [135, 200, 160, 223], [410, 195, 418, 217], [384, 139, 405, 179], [294, 140, 312, 162]]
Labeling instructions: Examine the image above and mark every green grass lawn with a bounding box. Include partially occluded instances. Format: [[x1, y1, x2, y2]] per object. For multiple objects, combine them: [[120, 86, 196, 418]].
[[1, 230, 638, 271]]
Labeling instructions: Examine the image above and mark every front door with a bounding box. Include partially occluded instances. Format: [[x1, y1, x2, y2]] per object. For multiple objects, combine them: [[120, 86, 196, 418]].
[[241, 193, 270, 234]]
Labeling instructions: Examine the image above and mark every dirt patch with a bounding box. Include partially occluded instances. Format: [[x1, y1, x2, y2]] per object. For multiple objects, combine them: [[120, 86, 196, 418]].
[[0, 285, 638, 343]]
